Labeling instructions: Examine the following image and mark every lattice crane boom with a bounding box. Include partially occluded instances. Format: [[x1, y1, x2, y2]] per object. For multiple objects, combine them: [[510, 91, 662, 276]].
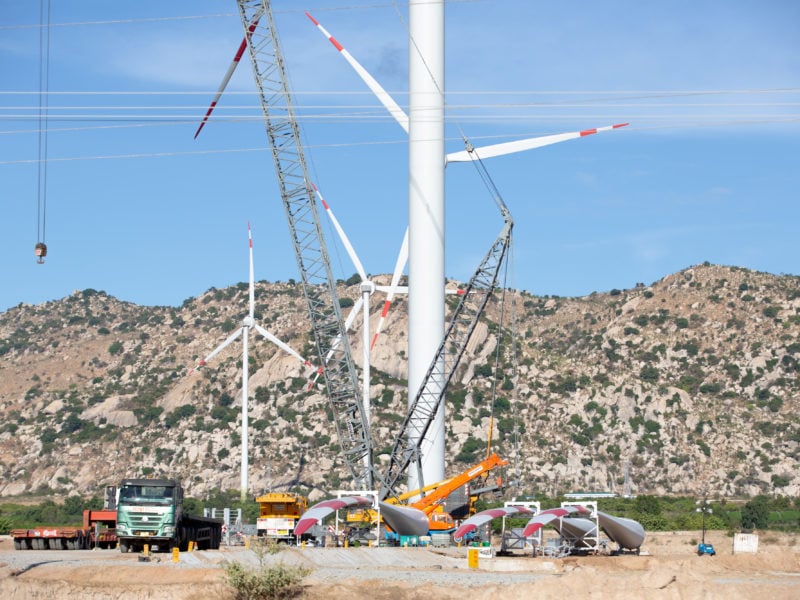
[[379, 160, 514, 500], [234, 0, 372, 486]]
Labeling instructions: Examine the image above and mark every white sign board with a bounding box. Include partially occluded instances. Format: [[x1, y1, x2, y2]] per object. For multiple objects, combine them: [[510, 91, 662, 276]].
[[733, 533, 759, 554]]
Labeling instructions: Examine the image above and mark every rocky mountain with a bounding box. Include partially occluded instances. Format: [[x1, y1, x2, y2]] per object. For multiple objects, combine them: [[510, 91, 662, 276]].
[[1, 263, 798, 502]]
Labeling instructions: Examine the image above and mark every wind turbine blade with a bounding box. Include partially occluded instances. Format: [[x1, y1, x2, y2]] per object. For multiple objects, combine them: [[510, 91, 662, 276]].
[[193, 14, 262, 139], [312, 183, 368, 282], [253, 323, 312, 367], [370, 229, 408, 350], [446, 123, 629, 163], [375, 285, 408, 295], [193, 328, 243, 372], [306, 12, 409, 133], [248, 222, 255, 319]]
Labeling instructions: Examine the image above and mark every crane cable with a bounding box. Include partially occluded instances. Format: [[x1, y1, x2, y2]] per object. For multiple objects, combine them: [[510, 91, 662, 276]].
[[35, 0, 52, 264]]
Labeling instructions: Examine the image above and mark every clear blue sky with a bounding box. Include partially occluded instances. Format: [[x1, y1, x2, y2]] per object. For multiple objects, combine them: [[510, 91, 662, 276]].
[[2, 1, 798, 312]]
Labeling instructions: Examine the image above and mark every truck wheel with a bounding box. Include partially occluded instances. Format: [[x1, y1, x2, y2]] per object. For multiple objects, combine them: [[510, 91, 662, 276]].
[[13, 539, 22, 551], [119, 540, 130, 553]]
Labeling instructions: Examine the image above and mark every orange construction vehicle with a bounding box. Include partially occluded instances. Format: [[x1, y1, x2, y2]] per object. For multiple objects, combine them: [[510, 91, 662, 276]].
[[344, 453, 508, 536], [409, 452, 507, 533], [255, 492, 309, 543]]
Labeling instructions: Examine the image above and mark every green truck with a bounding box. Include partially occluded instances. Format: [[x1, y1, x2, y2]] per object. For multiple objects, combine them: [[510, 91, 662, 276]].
[[115, 478, 223, 553]]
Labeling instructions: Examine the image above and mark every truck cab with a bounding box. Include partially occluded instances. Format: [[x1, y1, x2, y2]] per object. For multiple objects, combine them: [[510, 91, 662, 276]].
[[116, 478, 181, 552]]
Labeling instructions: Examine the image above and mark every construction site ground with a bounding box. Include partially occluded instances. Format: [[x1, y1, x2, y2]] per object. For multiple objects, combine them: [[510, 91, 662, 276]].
[[1, 530, 799, 599]]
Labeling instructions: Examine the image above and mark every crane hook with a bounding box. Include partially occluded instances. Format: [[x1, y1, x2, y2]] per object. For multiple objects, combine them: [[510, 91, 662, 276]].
[[35, 242, 47, 264]]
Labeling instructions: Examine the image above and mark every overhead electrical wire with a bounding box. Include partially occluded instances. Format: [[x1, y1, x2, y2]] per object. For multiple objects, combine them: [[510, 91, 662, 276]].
[[0, 1, 486, 31], [2, 116, 798, 167]]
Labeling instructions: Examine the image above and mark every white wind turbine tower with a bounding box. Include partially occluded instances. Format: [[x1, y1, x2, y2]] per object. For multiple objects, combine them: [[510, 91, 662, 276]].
[[194, 223, 314, 501], [306, 7, 628, 492]]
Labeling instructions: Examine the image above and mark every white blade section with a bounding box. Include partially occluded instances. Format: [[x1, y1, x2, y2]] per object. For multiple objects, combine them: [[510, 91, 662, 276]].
[[254, 323, 310, 366], [306, 12, 409, 133], [194, 12, 263, 139], [375, 285, 408, 295], [309, 295, 363, 387], [311, 296, 364, 384], [312, 183, 368, 281], [194, 328, 243, 371], [446, 123, 629, 163], [371, 229, 409, 350]]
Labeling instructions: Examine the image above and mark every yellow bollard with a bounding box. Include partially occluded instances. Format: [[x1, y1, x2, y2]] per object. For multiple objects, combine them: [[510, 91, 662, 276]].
[[468, 547, 479, 569], [245, 536, 250, 549], [172, 547, 180, 563], [188, 540, 195, 552], [344, 538, 349, 548], [143, 543, 150, 558]]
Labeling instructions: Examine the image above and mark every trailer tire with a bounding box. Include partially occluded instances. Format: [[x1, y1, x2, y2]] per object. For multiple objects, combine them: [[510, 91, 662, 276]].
[[67, 538, 76, 550], [13, 539, 22, 551]]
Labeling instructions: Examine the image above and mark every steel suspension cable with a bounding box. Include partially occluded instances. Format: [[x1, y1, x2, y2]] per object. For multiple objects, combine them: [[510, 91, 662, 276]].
[[35, 0, 52, 264]]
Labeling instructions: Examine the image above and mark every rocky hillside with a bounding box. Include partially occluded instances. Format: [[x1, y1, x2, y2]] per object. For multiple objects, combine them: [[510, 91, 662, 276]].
[[1, 263, 798, 502]]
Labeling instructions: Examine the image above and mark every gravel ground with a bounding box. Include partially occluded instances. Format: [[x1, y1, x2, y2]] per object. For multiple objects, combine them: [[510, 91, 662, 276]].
[[2, 532, 799, 600]]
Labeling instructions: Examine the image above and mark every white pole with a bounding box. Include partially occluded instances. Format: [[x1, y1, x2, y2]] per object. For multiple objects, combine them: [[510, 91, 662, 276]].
[[241, 326, 249, 503], [407, 0, 445, 492], [361, 284, 373, 487]]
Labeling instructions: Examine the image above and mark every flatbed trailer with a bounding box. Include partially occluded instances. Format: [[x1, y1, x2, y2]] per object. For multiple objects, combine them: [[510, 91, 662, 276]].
[[12, 509, 117, 550]]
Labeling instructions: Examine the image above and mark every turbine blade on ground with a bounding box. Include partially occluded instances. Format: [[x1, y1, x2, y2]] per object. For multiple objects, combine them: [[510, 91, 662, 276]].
[[522, 505, 589, 537], [453, 506, 535, 542], [295, 496, 374, 537]]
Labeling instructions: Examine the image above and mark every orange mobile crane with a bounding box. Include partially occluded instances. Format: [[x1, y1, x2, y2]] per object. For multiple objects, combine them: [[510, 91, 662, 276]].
[[344, 453, 507, 537], [409, 453, 507, 533]]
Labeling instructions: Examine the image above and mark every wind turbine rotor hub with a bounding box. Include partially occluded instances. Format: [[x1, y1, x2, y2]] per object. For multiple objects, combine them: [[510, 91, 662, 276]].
[[242, 316, 255, 328], [361, 281, 376, 295]]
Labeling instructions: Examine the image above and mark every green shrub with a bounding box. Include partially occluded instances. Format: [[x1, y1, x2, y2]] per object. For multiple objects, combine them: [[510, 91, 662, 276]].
[[223, 561, 311, 600], [0, 515, 12, 534]]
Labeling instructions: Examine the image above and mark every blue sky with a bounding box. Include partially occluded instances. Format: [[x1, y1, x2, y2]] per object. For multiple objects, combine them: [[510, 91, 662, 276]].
[[2, 0, 798, 312]]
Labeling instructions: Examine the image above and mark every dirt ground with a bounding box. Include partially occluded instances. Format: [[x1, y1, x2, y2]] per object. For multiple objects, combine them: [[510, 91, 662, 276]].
[[1, 530, 799, 599]]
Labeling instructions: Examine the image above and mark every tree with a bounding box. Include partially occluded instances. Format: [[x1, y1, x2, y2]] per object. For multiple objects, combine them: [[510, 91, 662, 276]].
[[741, 496, 770, 530], [634, 494, 662, 516]]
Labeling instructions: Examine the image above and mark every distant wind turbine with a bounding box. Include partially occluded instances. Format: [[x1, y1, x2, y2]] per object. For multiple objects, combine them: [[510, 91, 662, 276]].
[[193, 223, 314, 501]]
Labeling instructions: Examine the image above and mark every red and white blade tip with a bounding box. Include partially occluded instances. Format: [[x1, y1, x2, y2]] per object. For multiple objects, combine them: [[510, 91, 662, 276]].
[[305, 12, 344, 52], [193, 17, 260, 139], [579, 122, 629, 137]]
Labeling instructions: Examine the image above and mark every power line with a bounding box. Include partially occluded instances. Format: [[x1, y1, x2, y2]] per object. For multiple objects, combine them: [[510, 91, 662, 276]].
[[0, 1, 485, 30], [2, 87, 798, 96], [3, 117, 798, 167]]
